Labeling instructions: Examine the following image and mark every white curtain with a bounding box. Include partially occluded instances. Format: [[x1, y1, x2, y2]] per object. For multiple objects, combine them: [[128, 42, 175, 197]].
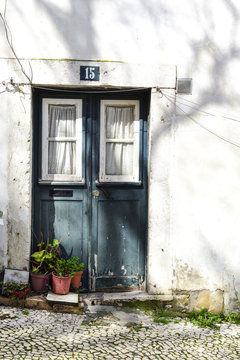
[[106, 143, 133, 175], [106, 106, 134, 175], [49, 105, 76, 137], [48, 105, 76, 175], [106, 106, 134, 139]]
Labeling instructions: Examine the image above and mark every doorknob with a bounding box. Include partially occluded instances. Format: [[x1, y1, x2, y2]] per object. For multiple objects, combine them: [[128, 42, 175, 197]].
[[92, 190, 100, 198]]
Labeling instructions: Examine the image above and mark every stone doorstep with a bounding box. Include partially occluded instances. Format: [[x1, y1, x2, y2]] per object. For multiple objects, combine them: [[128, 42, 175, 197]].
[[47, 291, 79, 305], [83, 291, 173, 306], [0, 291, 173, 314]]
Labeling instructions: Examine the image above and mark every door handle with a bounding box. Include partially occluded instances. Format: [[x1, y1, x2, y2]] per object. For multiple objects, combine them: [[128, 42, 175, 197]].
[[92, 190, 100, 199], [98, 187, 113, 200]]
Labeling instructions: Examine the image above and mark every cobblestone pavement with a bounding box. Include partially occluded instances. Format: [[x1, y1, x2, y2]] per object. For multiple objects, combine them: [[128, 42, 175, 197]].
[[0, 305, 240, 359]]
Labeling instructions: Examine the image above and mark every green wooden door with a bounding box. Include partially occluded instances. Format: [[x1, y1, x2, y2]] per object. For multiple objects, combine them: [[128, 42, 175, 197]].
[[33, 89, 149, 291]]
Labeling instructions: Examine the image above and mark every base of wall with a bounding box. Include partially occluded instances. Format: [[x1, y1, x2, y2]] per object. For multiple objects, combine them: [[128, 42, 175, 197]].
[[173, 290, 224, 314]]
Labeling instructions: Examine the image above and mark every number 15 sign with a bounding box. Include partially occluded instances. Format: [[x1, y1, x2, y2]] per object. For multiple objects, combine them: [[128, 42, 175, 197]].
[[80, 66, 100, 81]]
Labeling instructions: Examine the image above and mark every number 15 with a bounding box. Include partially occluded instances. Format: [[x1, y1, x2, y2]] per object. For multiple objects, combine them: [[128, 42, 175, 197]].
[[85, 67, 95, 80]]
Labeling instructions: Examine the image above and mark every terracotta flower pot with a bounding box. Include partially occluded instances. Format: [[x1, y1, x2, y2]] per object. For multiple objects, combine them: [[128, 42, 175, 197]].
[[71, 271, 83, 289], [31, 272, 51, 292], [52, 273, 72, 295]]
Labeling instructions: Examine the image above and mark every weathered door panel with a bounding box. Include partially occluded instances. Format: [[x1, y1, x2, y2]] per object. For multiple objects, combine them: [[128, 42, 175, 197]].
[[90, 95, 148, 291], [94, 199, 142, 289], [41, 199, 84, 258], [35, 186, 89, 289]]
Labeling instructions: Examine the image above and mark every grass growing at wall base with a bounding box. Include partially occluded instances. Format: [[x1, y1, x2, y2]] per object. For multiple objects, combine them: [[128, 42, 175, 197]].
[[153, 308, 240, 329], [121, 301, 240, 329]]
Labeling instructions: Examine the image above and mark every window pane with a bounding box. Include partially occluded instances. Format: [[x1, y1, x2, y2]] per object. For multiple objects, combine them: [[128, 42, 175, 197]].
[[49, 105, 76, 137], [106, 143, 133, 175], [106, 106, 134, 139], [48, 142, 76, 174]]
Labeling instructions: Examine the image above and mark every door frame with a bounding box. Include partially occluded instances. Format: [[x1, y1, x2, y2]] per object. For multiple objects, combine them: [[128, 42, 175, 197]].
[[32, 87, 150, 292]]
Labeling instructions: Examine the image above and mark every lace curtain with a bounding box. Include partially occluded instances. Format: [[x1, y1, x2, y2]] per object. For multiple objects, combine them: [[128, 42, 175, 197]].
[[48, 105, 76, 175], [105, 106, 134, 176]]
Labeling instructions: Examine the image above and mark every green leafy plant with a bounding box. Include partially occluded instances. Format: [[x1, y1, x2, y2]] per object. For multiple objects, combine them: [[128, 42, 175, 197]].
[[225, 312, 240, 325], [31, 232, 60, 275], [188, 308, 240, 328], [133, 323, 145, 332], [153, 309, 178, 324], [188, 308, 225, 329], [0, 281, 30, 300], [153, 307, 240, 329], [22, 310, 29, 315], [53, 258, 75, 277], [67, 257, 84, 273]]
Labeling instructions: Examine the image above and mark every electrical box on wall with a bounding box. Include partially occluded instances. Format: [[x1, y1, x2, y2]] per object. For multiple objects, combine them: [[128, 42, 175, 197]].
[[176, 78, 192, 94]]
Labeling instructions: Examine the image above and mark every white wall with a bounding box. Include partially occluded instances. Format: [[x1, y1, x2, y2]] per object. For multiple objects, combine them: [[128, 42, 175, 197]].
[[1, 0, 240, 310], [0, 85, 32, 271], [1, 1, 238, 75], [0, 92, 9, 269]]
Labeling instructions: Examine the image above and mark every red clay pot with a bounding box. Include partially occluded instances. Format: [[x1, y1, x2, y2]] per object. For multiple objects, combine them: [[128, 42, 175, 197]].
[[71, 271, 83, 289], [52, 273, 72, 295], [31, 272, 51, 292]]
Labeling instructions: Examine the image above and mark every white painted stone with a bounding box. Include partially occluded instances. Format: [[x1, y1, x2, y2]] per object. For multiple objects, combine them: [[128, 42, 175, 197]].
[[3, 269, 29, 284], [47, 291, 79, 304], [0, 59, 176, 89]]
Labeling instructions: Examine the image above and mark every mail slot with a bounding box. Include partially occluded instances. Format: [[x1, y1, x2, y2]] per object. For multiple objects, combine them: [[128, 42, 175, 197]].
[[49, 190, 73, 197]]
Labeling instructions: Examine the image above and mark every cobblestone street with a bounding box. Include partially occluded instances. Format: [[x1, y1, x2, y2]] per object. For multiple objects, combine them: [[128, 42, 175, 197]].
[[0, 305, 240, 359]]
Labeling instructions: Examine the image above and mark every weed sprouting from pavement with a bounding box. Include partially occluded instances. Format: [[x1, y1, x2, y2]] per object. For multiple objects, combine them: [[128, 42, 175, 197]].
[[22, 310, 30, 316]]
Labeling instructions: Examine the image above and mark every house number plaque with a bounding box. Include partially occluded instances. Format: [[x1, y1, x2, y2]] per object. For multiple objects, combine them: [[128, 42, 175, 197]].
[[80, 66, 100, 81]]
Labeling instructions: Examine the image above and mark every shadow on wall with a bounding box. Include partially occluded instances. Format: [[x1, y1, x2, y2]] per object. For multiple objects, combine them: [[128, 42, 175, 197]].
[[7, 0, 240, 100], [4, 0, 240, 302]]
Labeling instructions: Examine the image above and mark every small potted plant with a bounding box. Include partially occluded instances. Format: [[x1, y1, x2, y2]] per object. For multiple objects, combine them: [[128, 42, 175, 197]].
[[31, 233, 60, 292], [52, 258, 75, 295], [1, 281, 30, 299], [68, 257, 84, 289]]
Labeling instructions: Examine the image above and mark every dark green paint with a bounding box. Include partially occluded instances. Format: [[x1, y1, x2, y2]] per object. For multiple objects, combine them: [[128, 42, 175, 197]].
[[33, 88, 150, 291], [97, 200, 140, 274]]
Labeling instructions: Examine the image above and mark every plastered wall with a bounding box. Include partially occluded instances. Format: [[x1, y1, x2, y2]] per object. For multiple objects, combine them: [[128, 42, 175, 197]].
[[0, 86, 32, 270], [1, 0, 240, 311]]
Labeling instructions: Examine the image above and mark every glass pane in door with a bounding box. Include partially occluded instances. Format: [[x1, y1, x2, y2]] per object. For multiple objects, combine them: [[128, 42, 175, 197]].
[[106, 143, 133, 175], [48, 142, 76, 174], [105, 105, 134, 176], [106, 106, 134, 139], [48, 105, 76, 137]]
